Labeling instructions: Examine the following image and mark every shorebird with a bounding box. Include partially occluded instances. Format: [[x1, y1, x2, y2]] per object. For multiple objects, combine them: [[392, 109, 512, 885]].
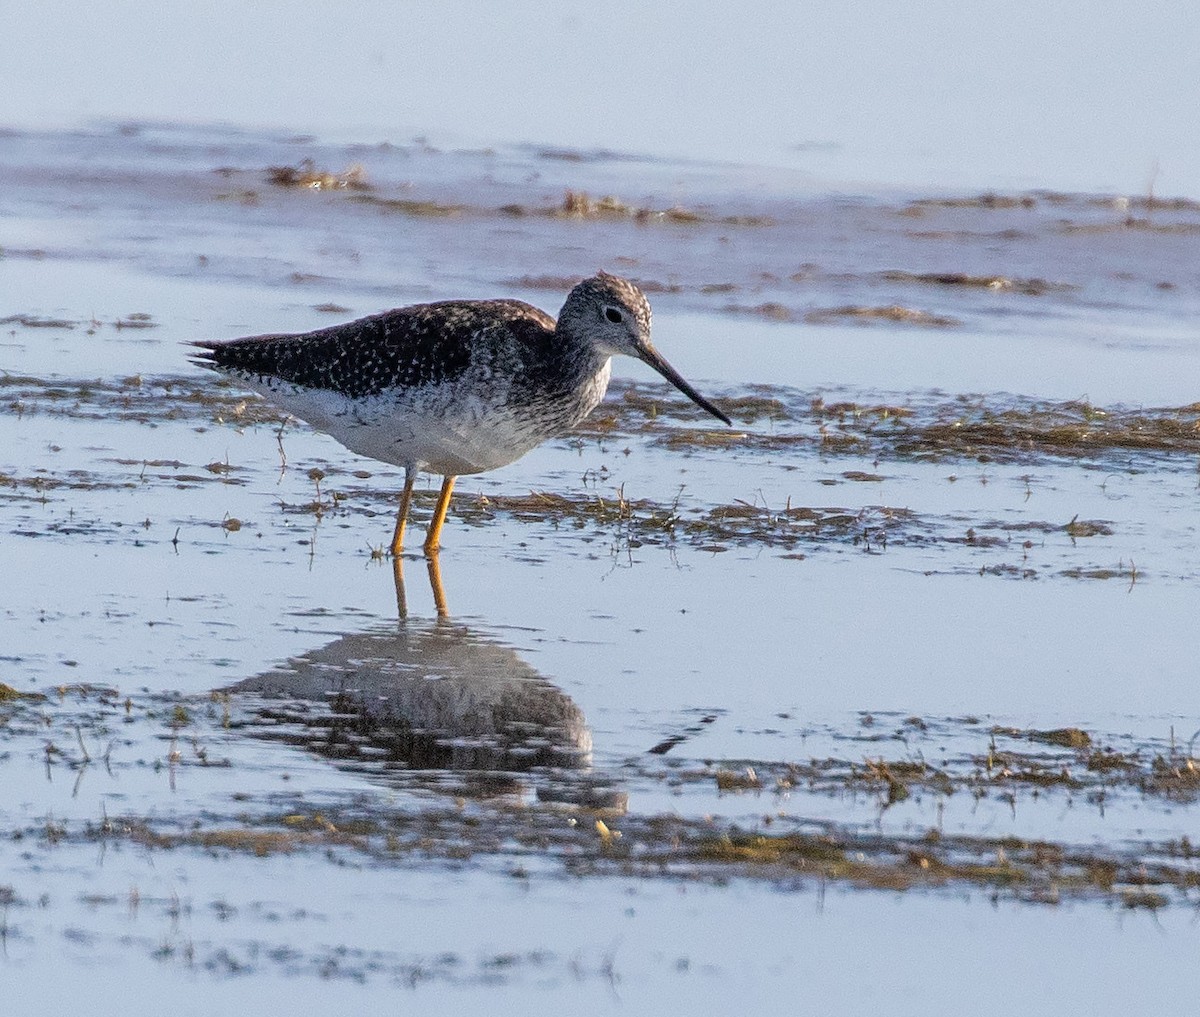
[[192, 272, 730, 557]]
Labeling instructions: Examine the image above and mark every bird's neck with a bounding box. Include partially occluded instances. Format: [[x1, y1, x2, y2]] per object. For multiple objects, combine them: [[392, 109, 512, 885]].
[[530, 329, 612, 423], [548, 324, 611, 387]]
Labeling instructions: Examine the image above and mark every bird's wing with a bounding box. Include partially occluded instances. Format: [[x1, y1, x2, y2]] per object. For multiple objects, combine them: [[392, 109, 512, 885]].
[[191, 299, 555, 399]]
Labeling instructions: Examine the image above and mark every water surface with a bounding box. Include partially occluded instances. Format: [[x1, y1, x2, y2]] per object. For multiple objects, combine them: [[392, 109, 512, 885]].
[[2, 124, 1199, 1013]]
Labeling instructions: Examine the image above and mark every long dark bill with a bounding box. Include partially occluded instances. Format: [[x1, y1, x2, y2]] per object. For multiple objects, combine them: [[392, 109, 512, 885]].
[[636, 345, 732, 426]]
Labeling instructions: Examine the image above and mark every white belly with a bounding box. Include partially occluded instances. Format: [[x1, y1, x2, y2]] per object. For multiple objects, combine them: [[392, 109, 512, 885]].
[[243, 361, 612, 476]]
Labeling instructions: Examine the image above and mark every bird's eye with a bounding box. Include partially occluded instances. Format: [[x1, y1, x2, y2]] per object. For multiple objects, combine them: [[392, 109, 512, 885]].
[[604, 307, 623, 324]]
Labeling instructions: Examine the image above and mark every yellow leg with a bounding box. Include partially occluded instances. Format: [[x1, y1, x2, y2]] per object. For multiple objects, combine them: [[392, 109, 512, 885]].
[[390, 469, 416, 557], [423, 475, 456, 556]]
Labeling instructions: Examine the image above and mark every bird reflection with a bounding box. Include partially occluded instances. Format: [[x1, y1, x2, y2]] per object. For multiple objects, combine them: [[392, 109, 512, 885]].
[[393, 553, 448, 619], [232, 621, 590, 771], [228, 564, 626, 810]]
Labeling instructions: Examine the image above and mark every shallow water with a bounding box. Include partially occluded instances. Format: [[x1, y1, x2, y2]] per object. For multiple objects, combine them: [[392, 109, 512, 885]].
[[2, 125, 1200, 1012]]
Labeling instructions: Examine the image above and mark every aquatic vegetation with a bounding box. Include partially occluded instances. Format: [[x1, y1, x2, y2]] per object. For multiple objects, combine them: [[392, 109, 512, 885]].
[[5, 685, 1199, 911], [265, 159, 371, 191], [350, 194, 465, 216], [804, 304, 962, 327], [879, 270, 1070, 296]]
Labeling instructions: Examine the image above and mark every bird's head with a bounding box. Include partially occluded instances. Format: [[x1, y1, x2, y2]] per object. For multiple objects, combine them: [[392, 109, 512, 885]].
[[560, 272, 731, 425]]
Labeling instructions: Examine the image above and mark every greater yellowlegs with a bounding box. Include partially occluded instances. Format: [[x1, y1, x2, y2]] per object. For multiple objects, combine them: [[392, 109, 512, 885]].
[[192, 272, 730, 556]]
